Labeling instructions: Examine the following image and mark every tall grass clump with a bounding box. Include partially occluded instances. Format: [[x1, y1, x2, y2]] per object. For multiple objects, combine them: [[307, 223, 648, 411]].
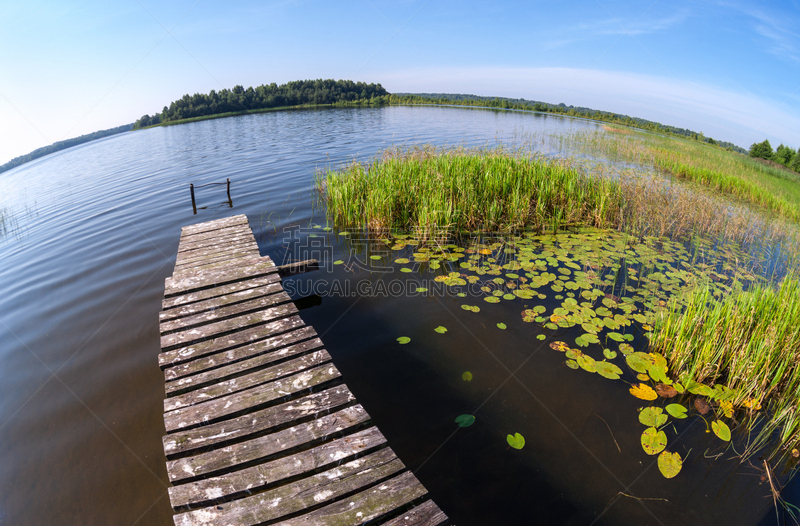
[[650, 274, 800, 460], [320, 145, 623, 236]]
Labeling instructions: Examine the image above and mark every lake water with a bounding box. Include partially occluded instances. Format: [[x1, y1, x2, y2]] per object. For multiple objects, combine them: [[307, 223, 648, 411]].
[[0, 106, 793, 525]]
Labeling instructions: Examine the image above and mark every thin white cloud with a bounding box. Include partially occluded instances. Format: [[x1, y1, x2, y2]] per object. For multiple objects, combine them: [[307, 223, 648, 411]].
[[719, 1, 800, 62], [379, 66, 800, 148]]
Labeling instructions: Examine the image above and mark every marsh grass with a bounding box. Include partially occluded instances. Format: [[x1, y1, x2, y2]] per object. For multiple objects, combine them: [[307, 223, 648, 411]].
[[650, 275, 800, 460], [572, 129, 800, 223], [320, 145, 798, 255], [320, 145, 623, 237]]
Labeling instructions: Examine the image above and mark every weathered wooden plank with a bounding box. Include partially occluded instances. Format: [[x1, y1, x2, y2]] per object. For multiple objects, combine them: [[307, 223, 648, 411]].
[[159, 315, 306, 369], [160, 282, 285, 323], [171, 254, 264, 277], [268, 470, 427, 526], [161, 302, 298, 350], [175, 245, 259, 268], [164, 363, 341, 432], [160, 290, 291, 335], [180, 215, 249, 236], [168, 426, 388, 508], [164, 258, 277, 297], [164, 350, 332, 412], [166, 405, 370, 483], [177, 232, 256, 253], [381, 500, 448, 526], [277, 259, 320, 277], [180, 225, 250, 242], [172, 448, 404, 525], [162, 274, 281, 311], [163, 385, 356, 456], [158, 326, 317, 380], [164, 349, 331, 413]]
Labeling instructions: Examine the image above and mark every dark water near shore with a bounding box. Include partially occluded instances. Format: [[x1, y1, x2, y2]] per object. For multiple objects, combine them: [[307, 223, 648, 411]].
[[0, 106, 794, 525]]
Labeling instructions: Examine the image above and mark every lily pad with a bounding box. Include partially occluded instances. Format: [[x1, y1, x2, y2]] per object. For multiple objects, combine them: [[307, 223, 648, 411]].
[[639, 407, 668, 427], [397, 336, 411, 344], [711, 420, 731, 441], [484, 296, 500, 304], [565, 359, 579, 369], [434, 326, 448, 334], [455, 414, 476, 428], [595, 361, 623, 380], [658, 451, 683, 478], [603, 348, 618, 360], [536, 334, 546, 340], [333, 260, 344, 265], [626, 352, 652, 374], [641, 427, 667, 455], [506, 432, 525, 449], [462, 371, 473, 381], [497, 322, 507, 330], [655, 383, 678, 398], [694, 398, 711, 415], [630, 383, 658, 401], [577, 354, 597, 373], [665, 403, 688, 419]]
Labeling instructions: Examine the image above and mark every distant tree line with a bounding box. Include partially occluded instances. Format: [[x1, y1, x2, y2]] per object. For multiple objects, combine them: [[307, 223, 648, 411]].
[[134, 79, 388, 128], [0, 123, 133, 175], [390, 93, 747, 154], [749, 139, 800, 172]]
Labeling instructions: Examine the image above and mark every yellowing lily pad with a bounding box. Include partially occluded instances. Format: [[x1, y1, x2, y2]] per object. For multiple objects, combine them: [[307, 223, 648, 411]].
[[719, 400, 733, 418], [549, 341, 569, 352], [711, 420, 731, 441], [639, 407, 668, 427], [658, 451, 682, 478], [577, 354, 597, 373], [434, 326, 448, 334], [641, 427, 667, 455], [507, 432, 525, 449], [630, 383, 658, 401]]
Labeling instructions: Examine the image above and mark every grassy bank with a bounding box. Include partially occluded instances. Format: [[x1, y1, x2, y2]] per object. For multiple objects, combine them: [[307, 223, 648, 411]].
[[320, 146, 623, 235], [650, 275, 800, 460], [575, 129, 800, 223], [320, 145, 794, 248]]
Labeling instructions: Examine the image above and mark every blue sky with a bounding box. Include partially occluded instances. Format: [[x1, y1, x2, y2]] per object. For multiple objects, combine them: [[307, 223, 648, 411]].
[[2, 0, 800, 164]]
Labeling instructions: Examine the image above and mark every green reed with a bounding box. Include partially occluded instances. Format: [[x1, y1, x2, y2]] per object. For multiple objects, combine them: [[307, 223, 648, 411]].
[[650, 274, 800, 460], [319, 145, 623, 236]]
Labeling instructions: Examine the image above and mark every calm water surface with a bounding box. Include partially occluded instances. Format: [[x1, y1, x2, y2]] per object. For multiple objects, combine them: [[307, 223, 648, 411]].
[[0, 106, 793, 525]]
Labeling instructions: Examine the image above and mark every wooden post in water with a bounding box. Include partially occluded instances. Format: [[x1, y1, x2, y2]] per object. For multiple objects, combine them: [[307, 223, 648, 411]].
[[226, 178, 232, 207], [189, 184, 197, 215]]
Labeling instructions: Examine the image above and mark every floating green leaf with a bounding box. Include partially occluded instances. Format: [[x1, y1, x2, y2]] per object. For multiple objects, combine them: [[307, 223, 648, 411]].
[[711, 420, 731, 441], [506, 433, 525, 449], [497, 322, 507, 330], [665, 403, 688, 419], [434, 326, 448, 334], [400, 267, 413, 273], [536, 334, 546, 340], [333, 260, 344, 265], [484, 296, 500, 303], [658, 451, 683, 478], [607, 332, 624, 342], [577, 354, 597, 373], [595, 361, 623, 380], [603, 348, 617, 360], [641, 427, 667, 455], [416, 287, 428, 292], [626, 352, 652, 374], [565, 359, 579, 369], [639, 407, 668, 427], [462, 371, 473, 382], [455, 414, 476, 427], [397, 336, 410, 344]]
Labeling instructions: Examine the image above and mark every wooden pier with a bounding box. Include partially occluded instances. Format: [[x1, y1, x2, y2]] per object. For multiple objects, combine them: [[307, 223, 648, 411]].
[[158, 215, 448, 526]]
